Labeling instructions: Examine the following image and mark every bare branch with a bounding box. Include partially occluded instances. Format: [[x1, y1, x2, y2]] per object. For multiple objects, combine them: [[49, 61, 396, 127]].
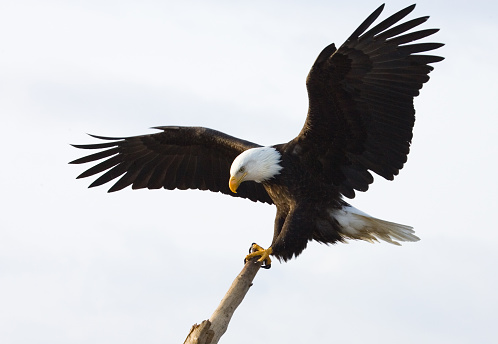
[[183, 258, 263, 344]]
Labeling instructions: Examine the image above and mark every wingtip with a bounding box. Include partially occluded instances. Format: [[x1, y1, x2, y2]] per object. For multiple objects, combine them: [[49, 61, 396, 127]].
[[406, 3, 416, 12], [76, 170, 92, 179], [150, 126, 181, 131], [69, 156, 85, 165], [346, 3, 386, 41], [70, 143, 88, 150], [107, 183, 125, 193], [88, 133, 123, 140], [399, 4, 416, 16]]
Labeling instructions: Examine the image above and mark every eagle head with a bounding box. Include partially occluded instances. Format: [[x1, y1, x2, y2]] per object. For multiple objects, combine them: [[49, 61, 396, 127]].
[[229, 147, 282, 193]]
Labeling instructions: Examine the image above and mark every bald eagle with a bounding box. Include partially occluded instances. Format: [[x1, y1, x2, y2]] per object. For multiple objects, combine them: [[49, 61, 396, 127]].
[[71, 4, 443, 267]]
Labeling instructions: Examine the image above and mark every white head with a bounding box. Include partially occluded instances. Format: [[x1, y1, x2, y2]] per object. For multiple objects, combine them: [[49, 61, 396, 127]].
[[229, 147, 282, 193]]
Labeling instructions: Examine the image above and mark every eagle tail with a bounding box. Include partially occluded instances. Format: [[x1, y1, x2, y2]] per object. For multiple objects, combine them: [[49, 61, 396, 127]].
[[333, 205, 420, 245]]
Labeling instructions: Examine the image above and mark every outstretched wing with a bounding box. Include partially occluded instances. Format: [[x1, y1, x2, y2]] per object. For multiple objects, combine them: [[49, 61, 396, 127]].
[[288, 4, 444, 198], [70, 126, 273, 204]]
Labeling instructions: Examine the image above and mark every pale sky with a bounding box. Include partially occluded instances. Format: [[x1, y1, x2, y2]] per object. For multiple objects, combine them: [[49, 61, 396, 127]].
[[1, 1, 497, 343]]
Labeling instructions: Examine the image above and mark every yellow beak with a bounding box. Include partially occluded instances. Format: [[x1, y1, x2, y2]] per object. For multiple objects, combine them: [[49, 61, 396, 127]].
[[229, 174, 246, 193]]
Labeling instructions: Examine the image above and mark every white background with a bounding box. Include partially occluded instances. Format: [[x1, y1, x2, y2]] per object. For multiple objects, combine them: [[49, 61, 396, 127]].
[[1, 0, 497, 343]]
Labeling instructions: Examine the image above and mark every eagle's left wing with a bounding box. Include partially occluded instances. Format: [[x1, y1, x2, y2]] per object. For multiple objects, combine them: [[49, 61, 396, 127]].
[[287, 4, 444, 198]]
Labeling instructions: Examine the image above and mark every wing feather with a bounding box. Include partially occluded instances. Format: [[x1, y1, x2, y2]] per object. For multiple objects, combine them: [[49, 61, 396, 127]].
[[375, 18, 431, 40], [70, 126, 273, 204], [76, 155, 124, 179], [290, 4, 443, 198], [89, 161, 132, 188], [359, 4, 416, 39]]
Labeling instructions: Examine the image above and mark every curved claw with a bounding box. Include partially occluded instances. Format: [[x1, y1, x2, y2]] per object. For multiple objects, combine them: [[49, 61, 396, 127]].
[[244, 243, 272, 269]]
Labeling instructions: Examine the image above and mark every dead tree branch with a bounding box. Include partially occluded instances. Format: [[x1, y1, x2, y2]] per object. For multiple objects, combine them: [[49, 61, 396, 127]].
[[183, 257, 263, 344]]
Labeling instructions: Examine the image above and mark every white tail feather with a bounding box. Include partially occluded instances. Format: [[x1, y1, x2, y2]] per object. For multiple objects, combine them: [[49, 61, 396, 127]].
[[333, 205, 419, 245]]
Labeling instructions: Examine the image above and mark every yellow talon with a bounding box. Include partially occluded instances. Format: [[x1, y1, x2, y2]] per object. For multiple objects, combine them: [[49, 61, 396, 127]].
[[244, 243, 273, 269]]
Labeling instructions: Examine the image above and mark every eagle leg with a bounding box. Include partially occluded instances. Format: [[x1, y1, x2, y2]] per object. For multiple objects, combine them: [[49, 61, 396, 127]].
[[244, 243, 272, 269]]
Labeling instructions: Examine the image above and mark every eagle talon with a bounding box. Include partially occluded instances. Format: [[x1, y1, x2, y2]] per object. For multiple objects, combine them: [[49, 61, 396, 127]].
[[244, 243, 272, 269]]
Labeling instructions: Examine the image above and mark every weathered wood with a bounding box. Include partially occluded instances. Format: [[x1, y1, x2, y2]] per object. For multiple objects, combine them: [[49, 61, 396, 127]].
[[183, 320, 214, 344], [183, 257, 263, 344]]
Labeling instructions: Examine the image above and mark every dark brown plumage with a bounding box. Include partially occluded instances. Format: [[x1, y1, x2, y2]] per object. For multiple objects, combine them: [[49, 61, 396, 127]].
[[71, 4, 443, 262], [71, 127, 273, 203]]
